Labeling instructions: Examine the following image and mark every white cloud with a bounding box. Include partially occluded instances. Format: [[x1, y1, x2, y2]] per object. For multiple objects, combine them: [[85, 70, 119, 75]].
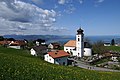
[[79, 0, 84, 4], [64, 4, 76, 14], [94, 0, 105, 7], [0, 0, 58, 35], [31, 0, 43, 5], [58, 0, 65, 5]]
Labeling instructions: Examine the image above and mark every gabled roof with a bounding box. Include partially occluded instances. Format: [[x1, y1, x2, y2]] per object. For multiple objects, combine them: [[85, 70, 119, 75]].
[[15, 40, 26, 46], [9, 40, 26, 46], [48, 50, 70, 59], [32, 45, 47, 52], [0, 40, 11, 45], [51, 42, 60, 46], [9, 42, 19, 46], [64, 40, 76, 47]]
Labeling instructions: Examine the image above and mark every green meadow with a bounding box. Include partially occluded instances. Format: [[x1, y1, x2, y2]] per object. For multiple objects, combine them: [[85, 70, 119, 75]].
[[0, 46, 120, 80]]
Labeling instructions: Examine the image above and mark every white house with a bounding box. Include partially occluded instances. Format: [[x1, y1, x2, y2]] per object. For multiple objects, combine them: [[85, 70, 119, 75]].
[[8, 40, 26, 49], [44, 50, 70, 65], [48, 43, 60, 49], [104, 42, 111, 46], [48, 43, 54, 49], [64, 28, 92, 57]]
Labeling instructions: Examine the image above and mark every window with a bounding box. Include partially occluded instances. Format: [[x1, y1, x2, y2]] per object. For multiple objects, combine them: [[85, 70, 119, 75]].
[[78, 38, 79, 41], [66, 49, 68, 50], [49, 59, 51, 61], [63, 62, 65, 65], [56, 59, 58, 61]]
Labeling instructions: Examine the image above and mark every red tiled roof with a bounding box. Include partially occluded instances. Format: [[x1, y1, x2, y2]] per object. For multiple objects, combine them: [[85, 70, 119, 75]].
[[9, 42, 19, 46], [64, 40, 76, 47], [48, 50, 70, 58], [15, 40, 26, 46], [0, 40, 26, 46], [0, 40, 11, 45]]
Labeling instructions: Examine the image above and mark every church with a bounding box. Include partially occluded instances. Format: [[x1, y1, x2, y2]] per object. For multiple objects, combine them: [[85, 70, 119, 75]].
[[64, 28, 92, 57]]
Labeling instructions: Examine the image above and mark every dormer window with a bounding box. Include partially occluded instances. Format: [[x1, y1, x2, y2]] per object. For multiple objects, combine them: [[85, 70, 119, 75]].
[[55, 53, 57, 55]]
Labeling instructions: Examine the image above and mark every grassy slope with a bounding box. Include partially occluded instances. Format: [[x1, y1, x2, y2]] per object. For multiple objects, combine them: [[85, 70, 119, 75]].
[[0, 47, 120, 80], [106, 46, 120, 52]]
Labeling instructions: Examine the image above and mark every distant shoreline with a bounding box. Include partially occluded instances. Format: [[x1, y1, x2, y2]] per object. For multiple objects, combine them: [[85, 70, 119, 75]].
[[3, 35, 120, 44]]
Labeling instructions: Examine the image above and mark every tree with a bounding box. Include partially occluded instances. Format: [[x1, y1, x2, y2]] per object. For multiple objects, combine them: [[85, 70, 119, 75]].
[[7, 38, 15, 41], [111, 39, 115, 46], [0, 36, 4, 41], [92, 40, 108, 54], [33, 39, 45, 44]]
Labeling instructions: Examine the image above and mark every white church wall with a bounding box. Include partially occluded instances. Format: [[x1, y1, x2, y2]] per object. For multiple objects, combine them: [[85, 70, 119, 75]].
[[64, 46, 75, 53], [84, 48, 92, 56]]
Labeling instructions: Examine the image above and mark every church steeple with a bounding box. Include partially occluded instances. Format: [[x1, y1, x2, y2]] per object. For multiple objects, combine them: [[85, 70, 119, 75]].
[[76, 27, 84, 57], [77, 28, 84, 34]]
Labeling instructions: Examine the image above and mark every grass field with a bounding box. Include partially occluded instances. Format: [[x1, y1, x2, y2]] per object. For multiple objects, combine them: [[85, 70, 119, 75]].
[[0, 46, 120, 80], [106, 46, 120, 52]]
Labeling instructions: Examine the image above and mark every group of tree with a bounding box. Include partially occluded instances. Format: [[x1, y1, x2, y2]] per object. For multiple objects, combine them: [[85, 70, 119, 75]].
[[92, 39, 116, 55], [0, 36, 15, 41], [33, 39, 45, 44], [111, 39, 115, 46], [92, 41, 108, 55]]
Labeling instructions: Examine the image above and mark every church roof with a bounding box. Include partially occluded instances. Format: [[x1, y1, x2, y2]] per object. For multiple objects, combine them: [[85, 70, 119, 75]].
[[64, 40, 92, 48], [64, 40, 76, 47]]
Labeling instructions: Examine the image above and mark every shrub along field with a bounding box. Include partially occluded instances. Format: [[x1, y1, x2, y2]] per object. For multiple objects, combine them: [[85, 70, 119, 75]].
[[0, 46, 120, 80]]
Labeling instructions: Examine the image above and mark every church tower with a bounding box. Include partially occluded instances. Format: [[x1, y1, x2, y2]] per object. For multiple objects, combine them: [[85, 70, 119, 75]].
[[76, 28, 84, 57]]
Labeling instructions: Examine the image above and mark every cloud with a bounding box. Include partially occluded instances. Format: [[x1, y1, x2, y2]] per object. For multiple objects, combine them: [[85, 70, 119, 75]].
[[31, 0, 43, 5], [58, 0, 65, 5], [0, 0, 58, 35], [79, 0, 84, 4], [94, 0, 105, 7], [64, 4, 76, 14]]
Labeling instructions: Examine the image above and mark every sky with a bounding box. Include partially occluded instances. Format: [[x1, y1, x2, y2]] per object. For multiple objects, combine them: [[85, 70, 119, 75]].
[[0, 0, 120, 36]]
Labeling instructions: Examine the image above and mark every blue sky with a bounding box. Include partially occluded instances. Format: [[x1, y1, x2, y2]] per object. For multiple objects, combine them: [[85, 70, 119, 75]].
[[0, 0, 120, 36]]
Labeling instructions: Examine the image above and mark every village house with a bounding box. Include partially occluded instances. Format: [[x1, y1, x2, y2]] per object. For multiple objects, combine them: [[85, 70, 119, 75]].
[[44, 50, 70, 65], [8, 40, 26, 49], [104, 42, 111, 46], [48, 42, 60, 49], [9, 41, 21, 49], [64, 28, 92, 57], [0, 40, 27, 49], [30, 45, 48, 58], [0, 40, 11, 46]]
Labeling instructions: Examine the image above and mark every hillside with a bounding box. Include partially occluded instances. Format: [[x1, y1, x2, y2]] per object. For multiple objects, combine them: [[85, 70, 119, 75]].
[[0, 47, 120, 80]]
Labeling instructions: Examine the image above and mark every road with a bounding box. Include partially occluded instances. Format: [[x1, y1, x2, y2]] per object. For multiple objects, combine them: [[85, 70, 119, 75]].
[[76, 60, 120, 72]]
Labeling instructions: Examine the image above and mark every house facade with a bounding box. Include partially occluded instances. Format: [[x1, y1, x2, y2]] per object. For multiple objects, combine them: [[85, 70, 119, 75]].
[[8, 40, 26, 49], [44, 50, 70, 65], [64, 28, 92, 57], [48, 43, 60, 49], [30, 45, 48, 58]]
